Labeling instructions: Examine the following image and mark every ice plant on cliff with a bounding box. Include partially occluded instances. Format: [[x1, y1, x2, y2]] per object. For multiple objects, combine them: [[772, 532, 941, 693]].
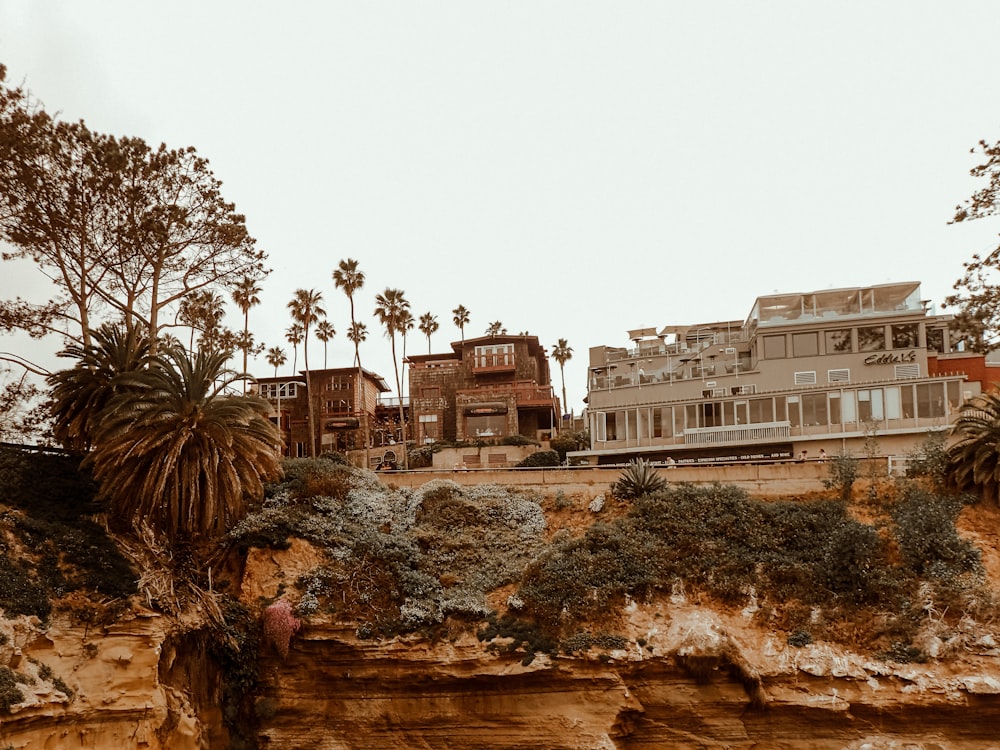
[[263, 599, 301, 659]]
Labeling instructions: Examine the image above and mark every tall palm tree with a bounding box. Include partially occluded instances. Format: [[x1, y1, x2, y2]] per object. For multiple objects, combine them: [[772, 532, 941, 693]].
[[266, 346, 287, 377], [486, 321, 505, 336], [419, 312, 439, 354], [551, 338, 573, 422], [47, 322, 152, 452], [232, 276, 262, 393], [288, 289, 325, 458], [375, 288, 411, 467], [316, 319, 336, 369], [285, 324, 304, 373], [947, 392, 1000, 502], [89, 344, 282, 541], [346, 320, 369, 456], [334, 258, 369, 461], [452, 304, 470, 345], [399, 308, 415, 407]]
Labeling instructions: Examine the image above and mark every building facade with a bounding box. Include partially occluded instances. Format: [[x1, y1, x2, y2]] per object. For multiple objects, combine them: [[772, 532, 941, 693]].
[[406, 334, 560, 445], [253, 367, 391, 458], [580, 281, 995, 465]]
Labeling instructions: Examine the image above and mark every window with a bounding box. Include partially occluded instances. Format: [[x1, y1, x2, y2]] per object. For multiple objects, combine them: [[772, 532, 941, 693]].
[[419, 414, 439, 441], [916, 383, 945, 418], [885, 386, 901, 420], [594, 412, 607, 441], [891, 324, 919, 349], [801, 393, 828, 426], [926, 328, 945, 353], [474, 343, 514, 368], [786, 396, 801, 427], [466, 414, 506, 438], [421, 386, 441, 398], [792, 332, 819, 357], [824, 328, 852, 353], [748, 398, 773, 424], [858, 389, 884, 421], [763, 335, 786, 359], [858, 326, 886, 352]]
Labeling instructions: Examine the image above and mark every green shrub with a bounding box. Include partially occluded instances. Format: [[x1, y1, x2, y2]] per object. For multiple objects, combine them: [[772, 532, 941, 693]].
[[517, 450, 560, 468], [0, 667, 26, 714], [501, 434, 538, 447], [823, 452, 859, 502], [891, 487, 981, 579], [904, 430, 949, 491]]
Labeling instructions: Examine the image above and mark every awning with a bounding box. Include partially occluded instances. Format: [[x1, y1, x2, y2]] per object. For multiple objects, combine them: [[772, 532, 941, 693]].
[[326, 418, 360, 430]]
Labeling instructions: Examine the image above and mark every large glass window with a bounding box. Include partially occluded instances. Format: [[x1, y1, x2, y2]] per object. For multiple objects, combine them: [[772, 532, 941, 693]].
[[858, 389, 884, 421], [801, 393, 828, 426], [858, 326, 886, 352], [901, 384, 915, 419], [891, 324, 919, 349], [916, 383, 945, 418], [792, 332, 819, 357], [701, 402, 723, 428], [763, 335, 786, 359], [885, 386, 902, 419], [466, 414, 506, 438], [824, 328, 852, 353], [749, 398, 773, 424], [829, 393, 841, 424]]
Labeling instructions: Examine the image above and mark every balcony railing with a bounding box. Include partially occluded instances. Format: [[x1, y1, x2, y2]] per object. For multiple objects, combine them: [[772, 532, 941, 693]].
[[683, 421, 791, 446], [472, 354, 516, 373], [457, 381, 557, 408]]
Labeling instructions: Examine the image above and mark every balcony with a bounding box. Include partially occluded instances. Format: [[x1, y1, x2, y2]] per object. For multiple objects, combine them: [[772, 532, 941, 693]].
[[457, 380, 557, 409], [683, 421, 792, 446], [472, 353, 516, 374]]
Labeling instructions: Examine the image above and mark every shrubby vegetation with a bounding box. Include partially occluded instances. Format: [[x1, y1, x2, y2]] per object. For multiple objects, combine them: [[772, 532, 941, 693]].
[[226, 456, 995, 659]]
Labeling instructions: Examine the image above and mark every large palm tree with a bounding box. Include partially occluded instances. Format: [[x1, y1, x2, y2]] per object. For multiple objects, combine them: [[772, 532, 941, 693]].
[[316, 319, 336, 369], [486, 321, 506, 336], [288, 289, 325, 457], [551, 338, 573, 421], [947, 392, 1000, 502], [47, 322, 152, 452], [346, 320, 369, 456], [452, 304, 470, 345], [266, 346, 287, 377], [285, 324, 304, 373], [399, 308, 415, 408], [232, 276, 262, 393], [88, 344, 282, 541], [375, 288, 411, 467], [419, 312, 439, 355], [334, 258, 369, 461]]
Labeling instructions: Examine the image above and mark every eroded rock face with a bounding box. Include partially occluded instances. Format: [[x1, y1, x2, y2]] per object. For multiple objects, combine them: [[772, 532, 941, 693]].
[[3, 542, 1000, 749], [249, 607, 1000, 750]]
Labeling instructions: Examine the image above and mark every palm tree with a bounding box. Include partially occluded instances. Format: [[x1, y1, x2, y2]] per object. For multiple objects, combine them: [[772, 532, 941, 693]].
[[334, 258, 369, 461], [266, 346, 287, 377], [947, 392, 1000, 502], [399, 308, 415, 406], [288, 289, 325, 458], [486, 321, 506, 336], [419, 312, 439, 354], [88, 344, 281, 541], [47, 322, 152, 452], [375, 288, 411, 467], [316, 320, 336, 369], [232, 276, 262, 393], [285, 324, 304, 373], [452, 304, 470, 345], [552, 338, 573, 421], [346, 320, 369, 456]]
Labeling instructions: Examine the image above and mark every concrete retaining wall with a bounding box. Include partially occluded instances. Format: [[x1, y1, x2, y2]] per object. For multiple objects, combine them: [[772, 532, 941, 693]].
[[377, 458, 891, 499]]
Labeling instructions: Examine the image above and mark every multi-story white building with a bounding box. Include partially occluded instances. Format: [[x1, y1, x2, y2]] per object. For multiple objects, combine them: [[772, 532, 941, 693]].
[[579, 281, 996, 465]]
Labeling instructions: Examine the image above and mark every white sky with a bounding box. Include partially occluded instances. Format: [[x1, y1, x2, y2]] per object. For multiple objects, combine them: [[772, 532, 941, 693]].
[[2, 1, 1000, 413]]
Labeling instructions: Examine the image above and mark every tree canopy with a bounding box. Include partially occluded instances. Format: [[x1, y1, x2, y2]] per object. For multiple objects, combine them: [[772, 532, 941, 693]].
[[947, 138, 1000, 352], [0, 66, 268, 354]]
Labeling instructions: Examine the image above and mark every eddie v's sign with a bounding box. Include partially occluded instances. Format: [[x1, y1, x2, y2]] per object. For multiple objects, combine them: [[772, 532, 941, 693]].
[[863, 350, 916, 366]]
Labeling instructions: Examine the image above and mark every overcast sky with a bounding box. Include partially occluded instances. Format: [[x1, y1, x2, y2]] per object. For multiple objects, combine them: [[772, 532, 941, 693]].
[[3, 2, 1000, 413]]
